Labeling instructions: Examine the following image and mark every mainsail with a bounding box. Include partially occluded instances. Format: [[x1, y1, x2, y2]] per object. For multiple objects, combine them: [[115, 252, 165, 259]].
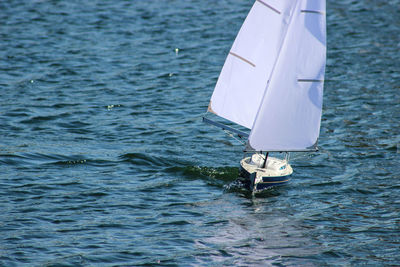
[[208, 0, 326, 152]]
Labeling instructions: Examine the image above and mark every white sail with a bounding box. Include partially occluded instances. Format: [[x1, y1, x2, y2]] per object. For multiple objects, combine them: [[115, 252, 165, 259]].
[[208, 0, 326, 152], [249, 0, 326, 151], [209, 1, 299, 129]]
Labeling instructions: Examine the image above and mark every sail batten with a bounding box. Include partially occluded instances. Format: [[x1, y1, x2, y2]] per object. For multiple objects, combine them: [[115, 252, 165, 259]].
[[301, 10, 324, 14], [229, 52, 256, 67], [256, 0, 281, 14], [298, 79, 324, 82]]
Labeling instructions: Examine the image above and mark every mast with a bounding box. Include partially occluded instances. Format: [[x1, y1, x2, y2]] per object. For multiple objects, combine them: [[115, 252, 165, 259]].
[[262, 152, 269, 168]]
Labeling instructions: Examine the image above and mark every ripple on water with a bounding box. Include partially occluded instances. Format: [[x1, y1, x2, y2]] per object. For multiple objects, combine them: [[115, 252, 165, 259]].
[[0, 0, 399, 266]]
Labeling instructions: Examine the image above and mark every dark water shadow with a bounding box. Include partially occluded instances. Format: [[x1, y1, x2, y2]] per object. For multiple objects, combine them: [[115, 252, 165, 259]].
[[165, 164, 288, 199]]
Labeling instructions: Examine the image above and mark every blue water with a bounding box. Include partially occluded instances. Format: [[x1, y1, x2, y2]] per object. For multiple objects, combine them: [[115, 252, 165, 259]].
[[1, 0, 399, 266]]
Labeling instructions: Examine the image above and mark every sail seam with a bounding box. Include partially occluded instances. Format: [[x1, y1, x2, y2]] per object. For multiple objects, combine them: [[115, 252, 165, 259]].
[[301, 10, 324, 15], [229, 52, 256, 67], [256, 0, 281, 14]]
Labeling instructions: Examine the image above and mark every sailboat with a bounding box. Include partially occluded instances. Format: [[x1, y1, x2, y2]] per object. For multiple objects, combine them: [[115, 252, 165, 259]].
[[203, 0, 326, 192]]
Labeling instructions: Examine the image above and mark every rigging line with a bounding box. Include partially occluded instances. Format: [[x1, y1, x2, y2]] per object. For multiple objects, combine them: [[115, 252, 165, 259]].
[[203, 117, 249, 139], [224, 130, 246, 145], [202, 117, 247, 145]]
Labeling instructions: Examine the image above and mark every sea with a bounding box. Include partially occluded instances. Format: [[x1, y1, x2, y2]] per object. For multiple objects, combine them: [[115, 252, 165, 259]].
[[1, 0, 399, 266]]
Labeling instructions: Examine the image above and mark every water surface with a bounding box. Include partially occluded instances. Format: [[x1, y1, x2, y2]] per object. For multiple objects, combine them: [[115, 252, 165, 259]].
[[1, 0, 399, 266]]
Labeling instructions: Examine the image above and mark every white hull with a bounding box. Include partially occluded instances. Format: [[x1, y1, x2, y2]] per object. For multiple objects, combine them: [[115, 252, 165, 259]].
[[239, 154, 293, 191]]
